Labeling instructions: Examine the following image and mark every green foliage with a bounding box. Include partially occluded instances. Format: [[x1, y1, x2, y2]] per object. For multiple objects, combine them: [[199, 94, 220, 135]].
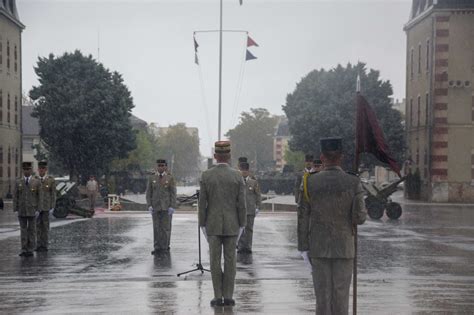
[[283, 62, 405, 170], [30, 50, 136, 179], [111, 129, 157, 172], [157, 123, 201, 181], [283, 148, 305, 171], [225, 108, 279, 170]]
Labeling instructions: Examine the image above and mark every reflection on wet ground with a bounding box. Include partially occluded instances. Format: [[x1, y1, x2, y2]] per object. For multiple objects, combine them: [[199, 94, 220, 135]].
[[0, 204, 473, 314]]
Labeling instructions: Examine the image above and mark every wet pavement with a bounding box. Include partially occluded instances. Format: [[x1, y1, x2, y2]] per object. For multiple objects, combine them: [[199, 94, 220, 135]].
[[0, 203, 473, 314]]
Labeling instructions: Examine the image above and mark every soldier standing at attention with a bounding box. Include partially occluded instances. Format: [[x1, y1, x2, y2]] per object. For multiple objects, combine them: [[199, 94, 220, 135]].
[[199, 141, 246, 307], [237, 161, 261, 254], [13, 162, 40, 257], [146, 159, 177, 255], [86, 175, 99, 211], [35, 161, 56, 252], [294, 154, 314, 203], [299, 138, 366, 315]]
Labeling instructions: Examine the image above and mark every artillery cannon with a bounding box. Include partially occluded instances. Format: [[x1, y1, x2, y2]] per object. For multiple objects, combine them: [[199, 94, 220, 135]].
[[53, 181, 94, 219], [361, 176, 406, 220]]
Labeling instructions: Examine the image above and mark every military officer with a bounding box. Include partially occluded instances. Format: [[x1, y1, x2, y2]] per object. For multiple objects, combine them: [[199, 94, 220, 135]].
[[35, 161, 56, 252], [199, 141, 246, 307], [299, 138, 366, 315], [13, 162, 40, 257], [312, 159, 323, 172], [237, 161, 261, 254], [294, 154, 314, 203], [146, 159, 177, 254]]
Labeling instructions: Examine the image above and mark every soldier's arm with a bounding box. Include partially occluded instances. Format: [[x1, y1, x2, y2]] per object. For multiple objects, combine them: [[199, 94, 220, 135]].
[[145, 177, 152, 207], [169, 176, 177, 208], [198, 177, 207, 227], [297, 195, 311, 252], [294, 175, 302, 203], [50, 178, 57, 209], [237, 176, 247, 227], [255, 181, 262, 209], [13, 182, 19, 212], [353, 181, 367, 225]]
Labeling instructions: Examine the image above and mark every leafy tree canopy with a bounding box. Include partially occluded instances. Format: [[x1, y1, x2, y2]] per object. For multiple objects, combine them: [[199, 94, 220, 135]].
[[283, 62, 404, 170], [30, 50, 136, 179], [225, 108, 279, 171]]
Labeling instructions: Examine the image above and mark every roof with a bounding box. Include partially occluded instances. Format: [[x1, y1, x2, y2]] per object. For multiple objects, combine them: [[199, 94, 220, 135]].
[[407, 0, 474, 27], [0, 0, 24, 29], [22, 106, 39, 136], [129, 115, 147, 130]]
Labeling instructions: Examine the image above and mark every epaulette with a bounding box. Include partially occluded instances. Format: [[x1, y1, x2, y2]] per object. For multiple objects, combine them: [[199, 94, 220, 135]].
[[346, 171, 359, 177]]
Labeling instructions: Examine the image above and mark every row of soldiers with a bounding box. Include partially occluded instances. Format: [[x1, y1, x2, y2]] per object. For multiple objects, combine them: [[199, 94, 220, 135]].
[[13, 161, 56, 257]]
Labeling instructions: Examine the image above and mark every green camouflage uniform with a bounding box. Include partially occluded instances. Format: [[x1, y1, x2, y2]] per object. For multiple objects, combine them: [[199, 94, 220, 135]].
[[13, 176, 40, 253], [36, 175, 56, 249], [146, 172, 177, 251], [299, 166, 366, 315], [238, 176, 261, 252], [198, 164, 246, 300]]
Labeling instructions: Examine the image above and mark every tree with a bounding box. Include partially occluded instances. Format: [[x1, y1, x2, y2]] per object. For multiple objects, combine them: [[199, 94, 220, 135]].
[[30, 50, 136, 180], [283, 62, 404, 170], [158, 123, 200, 182], [283, 148, 305, 171], [225, 108, 279, 170], [111, 128, 157, 172]]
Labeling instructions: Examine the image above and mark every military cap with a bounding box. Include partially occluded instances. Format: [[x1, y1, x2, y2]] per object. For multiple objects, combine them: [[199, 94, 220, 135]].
[[313, 159, 322, 165], [156, 159, 167, 164], [320, 137, 343, 152], [305, 154, 314, 162], [239, 162, 249, 170], [214, 141, 231, 154], [238, 157, 248, 163], [38, 161, 48, 167], [22, 162, 33, 169]]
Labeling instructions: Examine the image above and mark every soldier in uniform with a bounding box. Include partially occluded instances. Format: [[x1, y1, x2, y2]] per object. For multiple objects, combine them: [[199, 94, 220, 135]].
[[13, 162, 40, 257], [294, 154, 314, 203], [35, 161, 56, 252], [299, 138, 366, 315], [237, 161, 261, 254], [312, 159, 323, 172], [199, 141, 246, 307], [146, 159, 177, 255]]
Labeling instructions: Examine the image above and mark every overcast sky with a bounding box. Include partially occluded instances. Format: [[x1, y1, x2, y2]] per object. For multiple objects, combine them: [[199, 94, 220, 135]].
[[18, 0, 411, 156]]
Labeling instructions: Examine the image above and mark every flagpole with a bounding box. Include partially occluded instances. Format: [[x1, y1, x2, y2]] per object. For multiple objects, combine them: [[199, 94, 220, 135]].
[[353, 74, 361, 315], [218, 0, 223, 140]]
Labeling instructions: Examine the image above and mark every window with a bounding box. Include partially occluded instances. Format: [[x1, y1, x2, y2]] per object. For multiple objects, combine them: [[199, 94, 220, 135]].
[[6, 40, 9, 70], [14, 95, 17, 111], [417, 95, 421, 127], [7, 93, 10, 110], [418, 43, 422, 74], [426, 39, 430, 72], [410, 48, 414, 79], [7, 147, 11, 164], [0, 39, 2, 66], [425, 93, 429, 125], [0, 90, 2, 123], [410, 98, 413, 127], [14, 45, 17, 72], [0, 146, 3, 164]]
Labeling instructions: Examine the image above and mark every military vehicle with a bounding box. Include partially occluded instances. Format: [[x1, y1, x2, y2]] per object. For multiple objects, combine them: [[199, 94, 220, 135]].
[[53, 181, 94, 218], [361, 177, 405, 220], [257, 165, 297, 195]]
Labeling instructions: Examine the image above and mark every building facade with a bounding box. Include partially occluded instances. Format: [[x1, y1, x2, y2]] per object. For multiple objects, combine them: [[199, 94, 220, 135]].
[[22, 106, 40, 172], [273, 117, 290, 171], [405, 0, 474, 202], [0, 0, 24, 198]]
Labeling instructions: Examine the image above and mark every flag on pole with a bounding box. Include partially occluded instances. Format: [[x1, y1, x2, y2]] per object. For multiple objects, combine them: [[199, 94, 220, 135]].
[[247, 35, 259, 47], [239, 0, 243, 5], [195, 53, 199, 65], [194, 36, 199, 65], [194, 37, 199, 52], [355, 93, 401, 176], [246, 49, 257, 61]]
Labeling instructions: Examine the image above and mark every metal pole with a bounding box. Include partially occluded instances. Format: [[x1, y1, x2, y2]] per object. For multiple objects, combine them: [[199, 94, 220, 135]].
[[217, 0, 223, 140]]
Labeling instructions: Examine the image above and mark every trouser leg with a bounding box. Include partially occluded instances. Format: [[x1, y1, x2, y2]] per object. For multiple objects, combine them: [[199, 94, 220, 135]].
[[331, 259, 353, 315], [36, 211, 50, 249], [167, 214, 172, 248], [26, 216, 36, 252], [238, 215, 254, 251], [208, 236, 224, 299], [157, 211, 171, 250], [18, 216, 28, 252], [312, 258, 333, 315], [222, 236, 238, 299], [152, 211, 159, 250]]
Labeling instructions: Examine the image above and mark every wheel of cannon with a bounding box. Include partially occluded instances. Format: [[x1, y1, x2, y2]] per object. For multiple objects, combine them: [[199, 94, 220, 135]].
[[365, 196, 384, 220], [53, 197, 70, 218], [386, 202, 402, 220]]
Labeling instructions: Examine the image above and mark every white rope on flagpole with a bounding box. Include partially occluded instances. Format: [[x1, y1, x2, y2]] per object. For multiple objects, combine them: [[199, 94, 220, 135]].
[[195, 43, 213, 148], [228, 33, 248, 129]]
